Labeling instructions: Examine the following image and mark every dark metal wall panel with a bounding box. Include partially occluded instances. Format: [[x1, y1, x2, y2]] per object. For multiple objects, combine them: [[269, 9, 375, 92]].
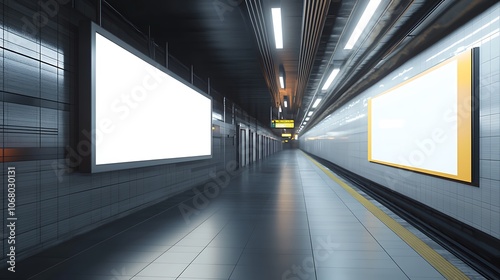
[[0, 0, 281, 266], [0, 50, 4, 90], [3, 50, 40, 97], [168, 55, 191, 83]]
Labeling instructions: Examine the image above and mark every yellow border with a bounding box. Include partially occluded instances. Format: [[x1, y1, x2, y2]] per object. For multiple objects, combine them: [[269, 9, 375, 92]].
[[457, 51, 473, 182], [303, 152, 469, 279], [368, 50, 473, 182], [368, 98, 372, 162], [272, 119, 295, 129]]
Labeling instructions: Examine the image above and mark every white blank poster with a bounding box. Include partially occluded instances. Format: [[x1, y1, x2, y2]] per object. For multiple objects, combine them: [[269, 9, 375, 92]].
[[95, 33, 212, 166], [369, 50, 473, 182]]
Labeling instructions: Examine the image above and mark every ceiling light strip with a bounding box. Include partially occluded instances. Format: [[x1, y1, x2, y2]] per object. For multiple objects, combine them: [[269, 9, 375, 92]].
[[279, 76, 285, 88], [271, 8, 283, 49], [312, 98, 322, 108], [344, 0, 382, 50], [322, 68, 340, 90]]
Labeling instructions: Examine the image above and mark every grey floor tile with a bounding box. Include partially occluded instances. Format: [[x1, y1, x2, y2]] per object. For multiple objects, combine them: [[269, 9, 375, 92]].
[[313, 240, 383, 252], [311, 232, 376, 243], [177, 236, 214, 245], [132, 277, 176, 280], [315, 257, 399, 269], [193, 247, 244, 264], [316, 267, 410, 280], [393, 256, 445, 278], [14, 150, 474, 280], [313, 249, 391, 260], [66, 276, 130, 280], [136, 263, 189, 277], [179, 264, 235, 279], [383, 247, 422, 257], [230, 264, 315, 280], [177, 278, 227, 280], [154, 252, 200, 264], [208, 236, 250, 248], [101, 244, 172, 252], [31, 261, 150, 279]]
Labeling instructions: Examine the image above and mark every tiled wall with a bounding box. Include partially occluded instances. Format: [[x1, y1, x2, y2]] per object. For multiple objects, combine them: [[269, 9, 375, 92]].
[[0, 0, 281, 265], [301, 3, 500, 238]]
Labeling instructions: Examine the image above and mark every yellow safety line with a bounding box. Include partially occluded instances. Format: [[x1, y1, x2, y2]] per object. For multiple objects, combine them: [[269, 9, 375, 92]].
[[303, 153, 468, 279]]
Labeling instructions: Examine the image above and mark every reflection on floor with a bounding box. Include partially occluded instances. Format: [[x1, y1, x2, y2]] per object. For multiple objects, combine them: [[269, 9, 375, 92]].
[[10, 150, 477, 279]]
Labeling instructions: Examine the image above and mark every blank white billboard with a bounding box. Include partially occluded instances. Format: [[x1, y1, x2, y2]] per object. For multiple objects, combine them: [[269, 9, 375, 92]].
[[88, 26, 212, 172], [368, 50, 473, 182]]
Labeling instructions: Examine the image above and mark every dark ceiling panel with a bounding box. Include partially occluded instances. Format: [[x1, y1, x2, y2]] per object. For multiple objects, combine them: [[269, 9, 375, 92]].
[[105, 0, 273, 124], [102, 0, 488, 134]]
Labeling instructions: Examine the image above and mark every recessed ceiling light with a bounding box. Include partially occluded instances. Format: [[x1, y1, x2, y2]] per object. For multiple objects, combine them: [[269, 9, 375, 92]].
[[344, 0, 381, 50], [312, 98, 322, 108], [279, 76, 285, 88], [271, 8, 283, 49], [322, 69, 340, 90]]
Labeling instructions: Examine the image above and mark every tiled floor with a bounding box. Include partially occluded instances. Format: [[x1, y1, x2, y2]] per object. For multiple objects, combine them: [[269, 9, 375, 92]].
[[9, 150, 478, 279]]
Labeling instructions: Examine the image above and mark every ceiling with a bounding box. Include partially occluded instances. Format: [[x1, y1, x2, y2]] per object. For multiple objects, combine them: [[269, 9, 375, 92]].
[[103, 0, 495, 132]]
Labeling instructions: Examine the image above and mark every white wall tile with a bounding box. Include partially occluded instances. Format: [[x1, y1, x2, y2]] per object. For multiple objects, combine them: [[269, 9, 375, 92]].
[[301, 3, 500, 238]]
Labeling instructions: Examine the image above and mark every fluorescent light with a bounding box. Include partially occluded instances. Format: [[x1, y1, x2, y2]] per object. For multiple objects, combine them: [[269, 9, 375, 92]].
[[322, 68, 340, 90], [344, 0, 381, 50], [284, 100, 288, 107], [305, 117, 310, 121], [312, 98, 322, 108], [279, 76, 285, 88], [279, 105, 282, 113], [272, 8, 283, 49], [307, 111, 313, 117]]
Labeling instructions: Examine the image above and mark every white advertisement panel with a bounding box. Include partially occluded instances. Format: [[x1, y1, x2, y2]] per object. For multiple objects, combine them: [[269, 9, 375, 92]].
[[369, 51, 473, 182], [87, 27, 212, 172]]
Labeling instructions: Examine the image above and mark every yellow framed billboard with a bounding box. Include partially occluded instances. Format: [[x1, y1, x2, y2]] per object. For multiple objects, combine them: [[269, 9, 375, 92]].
[[271, 119, 294, 128], [368, 49, 478, 184]]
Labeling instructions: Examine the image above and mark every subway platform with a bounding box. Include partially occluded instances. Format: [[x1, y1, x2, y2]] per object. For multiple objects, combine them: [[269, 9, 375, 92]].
[[8, 150, 483, 280]]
